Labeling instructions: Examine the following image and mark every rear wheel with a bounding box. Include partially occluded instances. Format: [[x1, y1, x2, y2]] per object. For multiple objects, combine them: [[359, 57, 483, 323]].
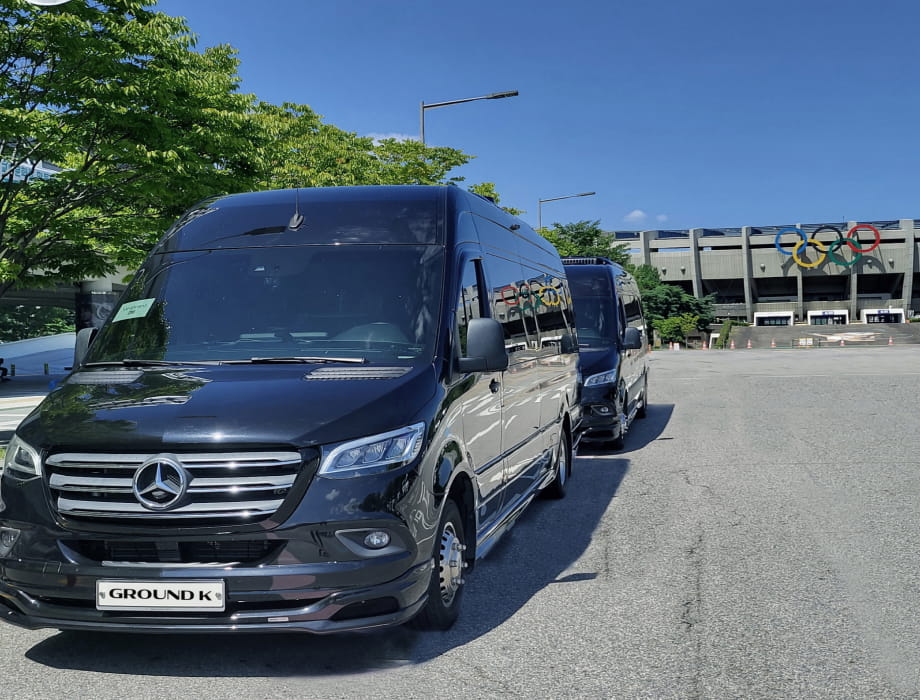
[[544, 428, 571, 499], [410, 499, 466, 630]]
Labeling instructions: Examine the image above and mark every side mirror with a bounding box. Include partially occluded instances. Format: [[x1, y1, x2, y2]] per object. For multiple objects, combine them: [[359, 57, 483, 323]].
[[73, 327, 98, 368], [623, 326, 643, 350], [457, 318, 509, 372], [560, 332, 577, 354]]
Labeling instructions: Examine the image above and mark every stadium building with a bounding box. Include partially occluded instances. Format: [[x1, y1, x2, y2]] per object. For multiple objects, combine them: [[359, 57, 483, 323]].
[[614, 219, 919, 326]]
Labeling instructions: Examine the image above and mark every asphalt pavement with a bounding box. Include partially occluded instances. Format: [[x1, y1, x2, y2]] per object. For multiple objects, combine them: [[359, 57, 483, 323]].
[[1, 346, 919, 698]]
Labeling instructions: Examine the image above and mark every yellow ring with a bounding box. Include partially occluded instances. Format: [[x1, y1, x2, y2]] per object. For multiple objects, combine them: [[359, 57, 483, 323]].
[[533, 285, 561, 306], [791, 239, 827, 268]]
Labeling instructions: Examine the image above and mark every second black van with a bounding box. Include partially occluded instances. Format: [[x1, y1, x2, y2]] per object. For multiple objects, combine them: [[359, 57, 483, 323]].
[[563, 257, 649, 449]]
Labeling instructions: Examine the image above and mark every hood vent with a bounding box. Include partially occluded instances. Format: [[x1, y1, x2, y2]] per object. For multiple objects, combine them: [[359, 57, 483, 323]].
[[304, 366, 411, 381]]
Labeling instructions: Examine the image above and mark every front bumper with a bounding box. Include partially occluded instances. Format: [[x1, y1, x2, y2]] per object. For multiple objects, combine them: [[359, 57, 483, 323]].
[[577, 383, 624, 444], [0, 554, 431, 634]]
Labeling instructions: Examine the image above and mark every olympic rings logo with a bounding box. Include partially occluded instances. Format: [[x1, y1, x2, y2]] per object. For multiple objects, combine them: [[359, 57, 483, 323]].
[[774, 224, 880, 269], [499, 282, 562, 309]]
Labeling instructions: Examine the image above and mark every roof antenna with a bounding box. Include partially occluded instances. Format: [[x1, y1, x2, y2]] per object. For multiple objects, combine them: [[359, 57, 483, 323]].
[[288, 188, 304, 230]]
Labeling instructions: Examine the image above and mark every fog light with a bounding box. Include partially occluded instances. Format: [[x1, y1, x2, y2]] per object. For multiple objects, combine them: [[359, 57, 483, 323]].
[[0, 527, 21, 556], [363, 531, 390, 549]]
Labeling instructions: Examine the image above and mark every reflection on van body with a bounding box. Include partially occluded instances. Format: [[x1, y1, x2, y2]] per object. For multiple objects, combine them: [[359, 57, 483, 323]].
[[0, 186, 578, 634], [563, 257, 649, 449]]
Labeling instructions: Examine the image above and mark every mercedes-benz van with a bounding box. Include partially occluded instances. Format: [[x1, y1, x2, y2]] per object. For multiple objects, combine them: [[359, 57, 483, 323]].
[[562, 257, 648, 449], [0, 186, 579, 633]]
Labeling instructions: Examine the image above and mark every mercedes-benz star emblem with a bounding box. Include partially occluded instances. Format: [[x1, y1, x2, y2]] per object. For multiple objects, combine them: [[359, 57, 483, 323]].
[[132, 456, 189, 511]]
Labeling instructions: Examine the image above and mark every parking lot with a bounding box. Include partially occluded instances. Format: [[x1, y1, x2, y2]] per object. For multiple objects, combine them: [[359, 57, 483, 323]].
[[1, 346, 918, 699]]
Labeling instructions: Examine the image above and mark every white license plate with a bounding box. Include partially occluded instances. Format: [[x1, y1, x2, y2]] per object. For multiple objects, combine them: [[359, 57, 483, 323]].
[[96, 580, 225, 612]]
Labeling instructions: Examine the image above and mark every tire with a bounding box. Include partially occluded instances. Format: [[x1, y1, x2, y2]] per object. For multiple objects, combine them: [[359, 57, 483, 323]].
[[608, 386, 626, 450], [544, 428, 571, 499], [410, 499, 466, 630], [636, 372, 648, 419]]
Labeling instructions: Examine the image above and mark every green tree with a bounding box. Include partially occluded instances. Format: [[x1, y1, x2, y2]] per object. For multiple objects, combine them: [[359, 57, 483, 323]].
[[371, 137, 470, 186], [0, 0, 265, 300], [631, 263, 662, 293], [251, 102, 472, 190], [642, 283, 714, 333], [540, 220, 629, 263], [467, 182, 524, 216], [0, 303, 73, 341], [654, 313, 700, 344]]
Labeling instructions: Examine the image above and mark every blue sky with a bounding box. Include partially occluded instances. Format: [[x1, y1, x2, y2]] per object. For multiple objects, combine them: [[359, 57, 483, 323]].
[[152, 0, 920, 232]]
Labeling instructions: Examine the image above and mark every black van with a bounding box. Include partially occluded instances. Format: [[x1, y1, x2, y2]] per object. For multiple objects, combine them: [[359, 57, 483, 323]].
[[0, 186, 579, 633], [562, 257, 648, 449]]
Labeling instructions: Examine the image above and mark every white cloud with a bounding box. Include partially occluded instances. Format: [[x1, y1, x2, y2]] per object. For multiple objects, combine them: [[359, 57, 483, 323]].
[[656, 214, 669, 223], [365, 132, 415, 144], [624, 209, 648, 223]]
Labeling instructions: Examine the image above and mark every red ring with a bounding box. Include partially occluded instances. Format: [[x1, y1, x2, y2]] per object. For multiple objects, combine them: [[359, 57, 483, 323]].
[[845, 224, 880, 254]]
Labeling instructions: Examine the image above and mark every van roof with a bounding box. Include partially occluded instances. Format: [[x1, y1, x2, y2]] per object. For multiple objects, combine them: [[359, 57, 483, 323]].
[[155, 186, 451, 252]]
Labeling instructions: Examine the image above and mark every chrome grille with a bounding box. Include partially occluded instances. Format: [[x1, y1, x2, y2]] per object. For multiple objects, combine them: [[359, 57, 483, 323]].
[[45, 451, 303, 521]]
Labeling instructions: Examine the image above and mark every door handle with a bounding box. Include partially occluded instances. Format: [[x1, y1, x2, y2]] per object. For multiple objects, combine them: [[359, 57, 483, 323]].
[[489, 378, 500, 394]]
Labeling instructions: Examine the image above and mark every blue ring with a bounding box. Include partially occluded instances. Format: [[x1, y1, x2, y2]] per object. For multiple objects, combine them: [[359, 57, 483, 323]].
[[774, 227, 807, 256]]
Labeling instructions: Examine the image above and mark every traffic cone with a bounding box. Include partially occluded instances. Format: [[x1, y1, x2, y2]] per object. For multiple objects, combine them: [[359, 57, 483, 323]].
[[771, 338, 776, 348], [889, 336, 894, 346], [840, 338, 845, 347], [746, 339, 752, 349], [730, 339, 736, 350], [702, 340, 708, 350], [669, 341, 673, 351]]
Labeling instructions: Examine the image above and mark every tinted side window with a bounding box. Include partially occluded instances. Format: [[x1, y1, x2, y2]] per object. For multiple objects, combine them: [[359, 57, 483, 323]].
[[483, 253, 528, 357], [524, 269, 574, 353], [456, 260, 483, 356], [623, 291, 643, 325]]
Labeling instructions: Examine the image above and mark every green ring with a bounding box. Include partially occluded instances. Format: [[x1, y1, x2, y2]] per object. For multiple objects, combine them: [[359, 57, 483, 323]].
[[827, 237, 861, 267]]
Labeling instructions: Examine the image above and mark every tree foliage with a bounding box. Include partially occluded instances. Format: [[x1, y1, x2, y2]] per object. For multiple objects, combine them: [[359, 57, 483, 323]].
[[631, 263, 661, 293], [540, 220, 630, 264], [0, 0, 265, 298], [467, 182, 523, 216], [0, 303, 73, 341], [641, 282, 714, 332], [654, 313, 700, 343], [252, 103, 471, 190]]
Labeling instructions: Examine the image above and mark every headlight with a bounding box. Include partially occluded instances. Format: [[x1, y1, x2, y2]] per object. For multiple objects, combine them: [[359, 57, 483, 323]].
[[319, 423, 425, 478], [3, 434, 41, 478], [584, 370, 618, 387]]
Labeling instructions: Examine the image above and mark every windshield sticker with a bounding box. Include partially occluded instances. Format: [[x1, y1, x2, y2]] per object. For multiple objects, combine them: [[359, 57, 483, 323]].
[[112, 298, 156, 322]]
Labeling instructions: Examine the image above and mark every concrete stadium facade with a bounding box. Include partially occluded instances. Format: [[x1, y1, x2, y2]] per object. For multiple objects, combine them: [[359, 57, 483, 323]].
[[614, 218, 919, 326]]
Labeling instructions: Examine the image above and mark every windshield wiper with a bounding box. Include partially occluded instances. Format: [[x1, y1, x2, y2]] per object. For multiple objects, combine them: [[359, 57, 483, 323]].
[[222, 356, 368, 365], [84, 359, 219, 367]]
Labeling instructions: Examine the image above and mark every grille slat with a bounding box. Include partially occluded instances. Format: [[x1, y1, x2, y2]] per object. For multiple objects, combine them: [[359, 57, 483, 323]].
[[45, 451, 302, 522], [57, 498, 283, 516]]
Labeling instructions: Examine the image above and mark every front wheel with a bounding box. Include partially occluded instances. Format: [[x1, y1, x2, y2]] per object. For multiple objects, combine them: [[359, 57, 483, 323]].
[[636, 372, 648, 419], [410, 499, 466, 630], [544, 429, 571, 499], [608, 387, 627, 450]]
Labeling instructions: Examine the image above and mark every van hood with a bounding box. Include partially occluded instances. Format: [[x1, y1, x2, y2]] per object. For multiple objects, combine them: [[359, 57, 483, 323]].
[[19, 364, 437, 451]]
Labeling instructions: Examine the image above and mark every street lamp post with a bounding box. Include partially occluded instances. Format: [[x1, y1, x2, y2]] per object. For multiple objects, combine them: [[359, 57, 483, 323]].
[[420, 90, 519, 144], [538, 192, 597, 230]]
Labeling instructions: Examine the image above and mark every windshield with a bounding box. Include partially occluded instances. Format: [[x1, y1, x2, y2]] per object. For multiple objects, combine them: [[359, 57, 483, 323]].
[[573, 297, 618, 349], [86, 245, 444, 365]]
